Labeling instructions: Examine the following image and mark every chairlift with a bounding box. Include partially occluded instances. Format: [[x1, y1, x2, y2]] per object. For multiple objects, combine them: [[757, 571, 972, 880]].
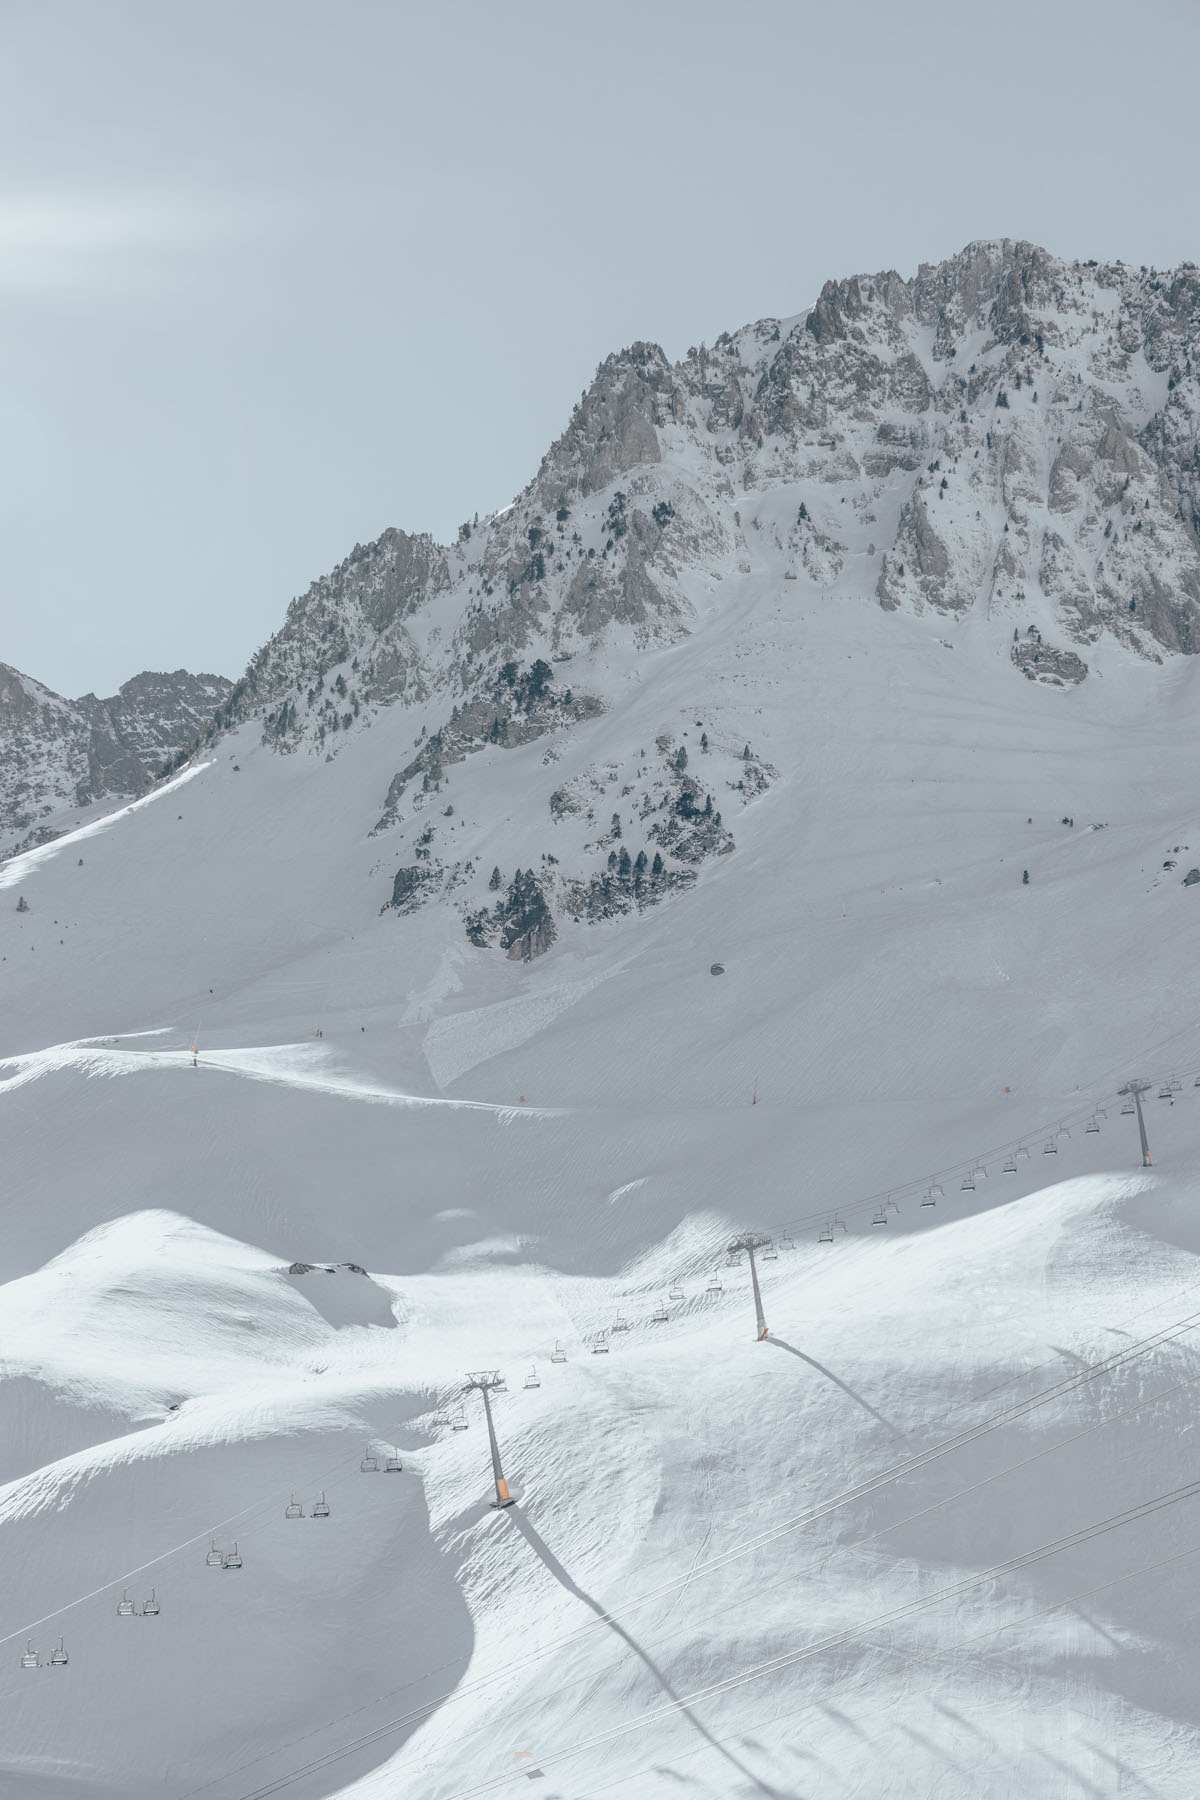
[[818, 1221, 835, 1241], [1097, 1107, 1109, 1119], [723, 1252, 742, 1269], [223, 1542, 242, 1570], [550, 1341, 567, 1364], [591, 1331, 610, 1354], [973, 1163, 988, 1180], [312, 1492, 331, 1518], [1056, 1124, 1071, 1140], [143, 1589, 160, 1617], [117, 1589, 136, 1617], [780, 1233, 796, 1251], [20, 1641, 39, 1670], [1085, 1115, 1100, 1133], [1002, 1155, 1018, 1173], [451, 1405, 469, 1430], [285, 1494, 305, 1520], [1158, 1085, 1173, 1100], [385, 1447, 404, 1470], [706, 1272, 723, 1295], [206, 1540, 224, 1568], [871, 1205, 888, 1226], [652, 1299, 669, 1322], [524, 1366, 540, 1390], [1169, 1077, 1182, 1092], [1017, 1145, 1031, 1158], [833, 1215, 848, 1232], [921, 1190, 936, 1206], [762, 1240, 779, 1261], [49, 1638, 68, 1668], [1194, 1075, 1200, 1088], [960, 1173, 975, 1192], [360, 1447, 380, 1472], [1043, 1139, 1058, 1155], [669, 1282, 685, 1300], [1121, 1099, 1135, 1115], [611, 1312, 630, 1331], [929, 1182, 944, 1199]]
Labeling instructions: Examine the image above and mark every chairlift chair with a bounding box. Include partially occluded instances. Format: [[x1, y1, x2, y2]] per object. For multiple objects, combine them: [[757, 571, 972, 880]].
[[143, 1589, 160, 1617], [706, 1273, 723, 1295], [611, 1312, 630, 1331], [360, 1447, 380, 1471], [591, 1332, 610, 1354], [921, 1189, 936, 1206], [385, 1447, 404, 1470], [550, 1341, 567, 1363], [49, 1638, 68, 1668], [117, 1589, 136, 1617], [285, 1494, 305, 1520], [524, 1366, 540, 1390], [1121, 1099, 1135, 1115], [973, 1163, 988, 1179], [669, 1282, 685, 1300], [960, 1173, 975, 1192], [762, 1240, 779, 1261], [1170, 1077, 1183, 1092], [222, 1543, 242, 1570], [451, 1406, 469, 1430], [1043, 1139, 1058, 1154], [20, 1641, 39, 1670], [819, 1222, 835, 1241], [312, 1492, 331, 1518], [871, 1205, 888, 1226], [1085, 1115, 1100, 1132], [1158, 1085, 1173, 1100], [652, 1299, 669, 1322], [1002, 1155, 1018, 1173], [833, 1215, 848, 1232], [1017, 1145, 1031, 1158], [780, 1233, 796, 1251], [1194, 1075, 1200, 1088], [929, 1182, 944, 1199], [1097, 1107, 1109, 1119], [206, 1540, 224, 1568]]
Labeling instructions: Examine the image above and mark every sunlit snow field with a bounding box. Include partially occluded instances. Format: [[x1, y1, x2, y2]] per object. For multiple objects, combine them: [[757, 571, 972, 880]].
[[4, 579, 1200, 1798]]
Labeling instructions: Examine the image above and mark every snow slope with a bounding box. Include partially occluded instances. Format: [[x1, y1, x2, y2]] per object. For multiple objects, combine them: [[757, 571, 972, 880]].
[[6, 246, 1200, 1799]]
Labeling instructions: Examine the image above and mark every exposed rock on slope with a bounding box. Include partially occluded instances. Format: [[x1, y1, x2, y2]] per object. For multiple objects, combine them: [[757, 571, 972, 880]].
[[0, 664, 233, 853]]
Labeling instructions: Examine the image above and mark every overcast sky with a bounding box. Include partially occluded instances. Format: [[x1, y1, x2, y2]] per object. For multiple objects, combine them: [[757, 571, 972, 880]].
[[2, 0, 1198, 697]]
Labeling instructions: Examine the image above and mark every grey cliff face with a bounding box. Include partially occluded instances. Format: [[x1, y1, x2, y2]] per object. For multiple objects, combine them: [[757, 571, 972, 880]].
[[9, 241, 1200, 943], [0, 664, 232, 853]]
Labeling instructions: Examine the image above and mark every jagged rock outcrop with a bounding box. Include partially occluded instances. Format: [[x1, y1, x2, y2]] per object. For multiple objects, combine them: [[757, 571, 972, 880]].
[[0, 663, 232, 852]]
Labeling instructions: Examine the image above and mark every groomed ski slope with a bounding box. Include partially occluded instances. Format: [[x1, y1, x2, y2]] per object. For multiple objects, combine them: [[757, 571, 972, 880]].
[[4, 576, 1200, 1798]]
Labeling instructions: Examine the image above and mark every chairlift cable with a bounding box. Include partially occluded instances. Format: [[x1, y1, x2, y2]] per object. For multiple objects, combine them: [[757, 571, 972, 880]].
[[205, 1310, 1200, 1799]]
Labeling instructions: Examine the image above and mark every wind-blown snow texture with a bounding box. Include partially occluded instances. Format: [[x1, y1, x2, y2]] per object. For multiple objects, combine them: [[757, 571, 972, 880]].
[[5, 240, 1200, 1799]]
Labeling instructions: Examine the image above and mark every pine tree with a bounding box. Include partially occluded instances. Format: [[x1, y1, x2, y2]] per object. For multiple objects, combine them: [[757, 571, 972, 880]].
[[15, 895, 29, 913], [489, 866, 502, 890], [651, 852, 664, 877], [700, 732, 709, 752]]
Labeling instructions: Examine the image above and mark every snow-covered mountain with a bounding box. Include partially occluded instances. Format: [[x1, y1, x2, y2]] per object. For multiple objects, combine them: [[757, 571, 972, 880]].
[[0, 663, 233, 856], [6, 240, 1200, 1800]]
